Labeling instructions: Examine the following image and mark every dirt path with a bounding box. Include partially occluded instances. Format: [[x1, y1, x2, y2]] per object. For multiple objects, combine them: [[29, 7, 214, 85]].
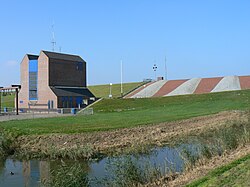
[[15, 111, 246, 157]]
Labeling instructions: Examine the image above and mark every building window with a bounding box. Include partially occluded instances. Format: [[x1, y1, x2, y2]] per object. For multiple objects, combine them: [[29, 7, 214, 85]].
[[76, 62, 83, 71], [29, 60, 38, 100]]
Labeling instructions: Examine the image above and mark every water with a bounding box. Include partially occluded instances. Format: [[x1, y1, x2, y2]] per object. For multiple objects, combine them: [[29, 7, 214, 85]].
[[0, 145, 190, 187]]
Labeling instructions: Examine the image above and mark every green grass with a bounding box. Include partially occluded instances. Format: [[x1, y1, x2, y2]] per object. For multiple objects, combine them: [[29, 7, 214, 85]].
[[0, 89, 249, 135], [93, 89, 250, 113], [88, 82, 144, 98], [186, 154, 250, 187], [0, 94, 15, 109]]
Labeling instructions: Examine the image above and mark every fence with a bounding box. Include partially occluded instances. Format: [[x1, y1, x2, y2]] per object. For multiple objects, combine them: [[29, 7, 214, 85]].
[[77, 108, 94, 115]]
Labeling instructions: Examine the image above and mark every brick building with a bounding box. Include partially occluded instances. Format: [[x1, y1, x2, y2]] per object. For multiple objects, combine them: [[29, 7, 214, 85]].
[[18, 50, 95, 110]]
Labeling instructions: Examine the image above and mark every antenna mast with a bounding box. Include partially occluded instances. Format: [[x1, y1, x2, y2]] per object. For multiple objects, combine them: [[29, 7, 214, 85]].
[[165, 56, 167, 80], [51, 23, 56, 51]]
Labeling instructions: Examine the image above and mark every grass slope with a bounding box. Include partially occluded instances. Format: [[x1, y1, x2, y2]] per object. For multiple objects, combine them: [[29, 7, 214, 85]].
[[88, 82, 143, 98], [0, 90, 249, 135], [93, 89, 250, 113], [186, 154, 250, 187]]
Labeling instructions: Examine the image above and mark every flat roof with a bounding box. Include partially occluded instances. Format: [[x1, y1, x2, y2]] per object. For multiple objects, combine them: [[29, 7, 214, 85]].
[[50, 86, 95, 97]]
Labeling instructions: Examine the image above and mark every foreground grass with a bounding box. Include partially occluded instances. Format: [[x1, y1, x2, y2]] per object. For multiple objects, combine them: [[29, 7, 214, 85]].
[[88, 82, 144, 98], [186, 154, 250, 187], [0, 89, 249, 135]]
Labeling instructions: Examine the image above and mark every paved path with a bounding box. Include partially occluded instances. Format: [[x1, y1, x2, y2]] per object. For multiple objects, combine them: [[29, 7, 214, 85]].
[[131, 80, 167, 98], [194, 77, 223, 94], [166, 78, 201, 96], [0, 113, 72, 122], [211, 76, 241, 92], [153, 79, 188, 97]]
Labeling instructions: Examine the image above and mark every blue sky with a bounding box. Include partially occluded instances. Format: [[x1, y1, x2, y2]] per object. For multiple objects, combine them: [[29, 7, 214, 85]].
[[0, 0, 250, 86]]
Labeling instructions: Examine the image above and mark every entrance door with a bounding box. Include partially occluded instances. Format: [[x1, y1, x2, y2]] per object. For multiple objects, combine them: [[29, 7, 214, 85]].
[[76, 97, 83, 108]]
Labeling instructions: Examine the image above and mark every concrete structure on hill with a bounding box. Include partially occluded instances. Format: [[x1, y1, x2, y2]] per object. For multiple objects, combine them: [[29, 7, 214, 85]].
[[125, 75, 250, 98], [18, 50, 95, 110]]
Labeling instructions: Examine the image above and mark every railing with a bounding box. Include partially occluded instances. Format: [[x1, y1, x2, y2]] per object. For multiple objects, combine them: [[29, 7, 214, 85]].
[[0, 107, 94, 116], [0, 107, 16, 115], [78, 108, 94, 115]]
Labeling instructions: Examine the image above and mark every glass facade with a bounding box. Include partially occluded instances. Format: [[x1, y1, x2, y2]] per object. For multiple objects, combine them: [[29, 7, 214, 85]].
[[59, 96, 83, 108], [29, 60, 38, 100], [76, 62, 83, 71]]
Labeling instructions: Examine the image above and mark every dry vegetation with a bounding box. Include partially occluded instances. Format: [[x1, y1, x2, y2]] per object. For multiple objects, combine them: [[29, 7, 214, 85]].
[[13, 111, 245, 159]]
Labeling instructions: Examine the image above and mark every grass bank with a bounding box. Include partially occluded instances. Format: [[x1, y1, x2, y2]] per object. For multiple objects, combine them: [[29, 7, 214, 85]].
[[0, 89, 249, 135], [88, 82, 143, 98], [186, 154, 250, 187], [0, 90, 249, 160], [91, 111, 250, 186]]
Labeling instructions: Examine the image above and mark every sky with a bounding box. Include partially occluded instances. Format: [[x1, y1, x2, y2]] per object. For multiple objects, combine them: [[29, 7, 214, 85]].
[[0, 0, 250, 86]]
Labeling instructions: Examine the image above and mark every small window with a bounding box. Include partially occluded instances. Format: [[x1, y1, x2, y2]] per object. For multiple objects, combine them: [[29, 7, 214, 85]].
[[77, 62, 83, 71]]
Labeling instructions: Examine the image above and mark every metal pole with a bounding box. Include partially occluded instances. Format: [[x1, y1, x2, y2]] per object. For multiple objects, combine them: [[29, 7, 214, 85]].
[[0, 89, 1, 113], [109, 83, 112, 98], [16, 88, 19, 115], [121, 60, 123, 97], [153, 64, 157, 81], [1, 90, 4, 111]]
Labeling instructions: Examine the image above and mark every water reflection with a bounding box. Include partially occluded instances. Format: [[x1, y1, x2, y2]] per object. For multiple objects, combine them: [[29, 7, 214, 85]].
[[0, 145, 189, 187], [39, 161, 50, 185]]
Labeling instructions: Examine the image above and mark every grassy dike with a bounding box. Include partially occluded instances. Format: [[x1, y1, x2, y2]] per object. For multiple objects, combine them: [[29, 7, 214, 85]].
[[186, 154, 250, 187], [88, 82, 144, 98], [0, 89, 249, 159]]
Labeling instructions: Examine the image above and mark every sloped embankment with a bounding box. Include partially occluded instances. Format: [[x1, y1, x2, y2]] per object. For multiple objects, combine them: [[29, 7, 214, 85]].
[[14, 111, 246, 159]]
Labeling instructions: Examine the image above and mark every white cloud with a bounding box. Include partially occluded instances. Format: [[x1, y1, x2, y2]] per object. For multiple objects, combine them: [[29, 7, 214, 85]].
[[5, 60, 18, 67]]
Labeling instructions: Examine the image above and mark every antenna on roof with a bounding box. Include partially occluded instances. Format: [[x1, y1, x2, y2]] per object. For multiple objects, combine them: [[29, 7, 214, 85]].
[[51, 22, 56, 52]]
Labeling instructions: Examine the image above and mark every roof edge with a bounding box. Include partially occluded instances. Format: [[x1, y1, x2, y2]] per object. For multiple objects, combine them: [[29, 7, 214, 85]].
[[27, 54, 39, 60]]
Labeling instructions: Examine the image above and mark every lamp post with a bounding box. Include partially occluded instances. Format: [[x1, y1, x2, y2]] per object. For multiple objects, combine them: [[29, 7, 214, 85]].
[[0, 89, 2, 113], [109, 83, 112, 98], [153, 64, 157, 80], [143, 84, 146, 98]]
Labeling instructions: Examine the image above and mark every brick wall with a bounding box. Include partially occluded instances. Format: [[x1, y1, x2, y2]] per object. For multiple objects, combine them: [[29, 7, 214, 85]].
[[18, 55, 30, 108], [36, 52, 57, 109]]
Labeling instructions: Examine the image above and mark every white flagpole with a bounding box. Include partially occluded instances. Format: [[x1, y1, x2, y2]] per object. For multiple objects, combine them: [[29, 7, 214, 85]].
[[121, 60, 123, 96]]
